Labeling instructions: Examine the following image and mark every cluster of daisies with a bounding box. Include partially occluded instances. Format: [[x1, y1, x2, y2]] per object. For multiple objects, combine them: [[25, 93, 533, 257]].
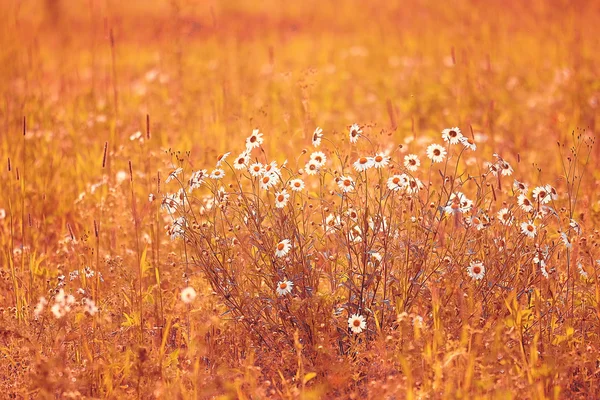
[[163, 124, 577, 336]]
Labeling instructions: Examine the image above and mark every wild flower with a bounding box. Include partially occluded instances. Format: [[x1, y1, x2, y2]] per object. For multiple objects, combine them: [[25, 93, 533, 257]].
[[426, 144, 447, 163], [83, 298, 99, 316], [305, 159, 321, 175], [467, 261, 485, 280], [404, 154, 420, 171], [459, 136, 477, 151], [520, 221, 537, 237], [312, 127, 323, 147], [349, 124, 362, 143], [166, 167, 183, 183], [513, 180, 529, 194], [496, 208, 514, 225], [372, 152, 391, 168], [233, 151, 251, 170], [274, 189, 290, 208], [387, 174, 408, 191], [517, 194, 534, 212], [245, 129, 264, 150], [532, 186, 551, 204], [249, 162, 264, 177], [348, 314, 366, 334], [442, 127, 463, 144], [51, 289, 76, 319], [275, 239, 292, 257], [259, 173, 278, 190], [289, 178, 305, 192], [338, 176, 355, 192], [216, 152, 231, 167], [310, 151, 327, 166], [210, 169, 225, 179], [353, 156, 374, 172], [180, 287, 197, 304], [276, 280, 294, 296]]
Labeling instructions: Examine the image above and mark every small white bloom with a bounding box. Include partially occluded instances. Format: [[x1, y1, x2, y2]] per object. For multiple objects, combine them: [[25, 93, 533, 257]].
[[233, 151, 251, 170], [337, 176, 355, 193], [210, 169, 225, 180], [275, 239, 292, 257], [259, 173, 278, 190], [274, 189, 290, 208], [180, 287, 197, 304], [312, 127, 323, 147], [353, 156, 374, 172], [496, 208, 514, 226], [348, 314, 367, 334], [372, 153, 391, 169], [216, 152, 231, 167], [403, 154, 420, 171], [518, 194, 534, 212], [467, 261, 485, 280], [513, 180, 529, 194], [459, 136, 476, 151], [441, 127, 463, 144], [305, 160, 321, 175], [387, 174, 408, 191], [310, 151, 327, 167], [166, 168, 183, 183], [349, 124, 362, 144], [289, 178, 305, 192], [83, 298, 99, 316], [520, 221, 537, 238], [426, 144, 447, 163], [532, 186, 551, 204], [248, 162, 265, 177], [276, 280, 294, 296], [245, 129, 264, 150]]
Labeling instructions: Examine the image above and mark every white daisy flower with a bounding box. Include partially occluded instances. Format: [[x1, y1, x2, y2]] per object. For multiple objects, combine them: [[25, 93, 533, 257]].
[[441, 127, 463, 144], [348, 314, 366, 334], [517, 194, 534, 212], [447, 192, 473, 213], [180, 287, 197, 304], [216, 152, 231, 167], [275, 239, 292, 258], [289, 178, 305, 192], [496, 208, 514, 226], [404, 154, 420, 171], [248, 162, 264, 177], [353, 156, 374, 172], [406, 177, 424, 194], [467, 261, 485, 280], [337, 176, 355, 193], [264, 161, 281, 176], [513, 180, 529, 194], [233, 151, 251, 170], [520, 221, 537, 237], [259, 172, 278, 190], [276, 280, 294, 296], [210, 169, 225, 180], [349, 124, 362, 143], [347, 208, 359, 222], [166, 167, 183, 183], [532, 186, 551, 204], [499, 160, 513, 176], [546, 184, 558, 200], [426, 144, 447, 163], [577, 263, 588, 279], [189, 169, 207, 191], [245, 129, 264, 150], [310, 151, 327, 167], [312, 127, 323, 147], [274, 189, 290, 208], [305, 160, 321, 175], [372, 153, 391, 169], [324, 213, 341, 234], [459, 136, 476, 151], [387, 174, 409, 191]]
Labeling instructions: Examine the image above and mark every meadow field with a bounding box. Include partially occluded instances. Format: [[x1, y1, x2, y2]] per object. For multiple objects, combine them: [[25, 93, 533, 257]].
[[1, 0, 600, 398]]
